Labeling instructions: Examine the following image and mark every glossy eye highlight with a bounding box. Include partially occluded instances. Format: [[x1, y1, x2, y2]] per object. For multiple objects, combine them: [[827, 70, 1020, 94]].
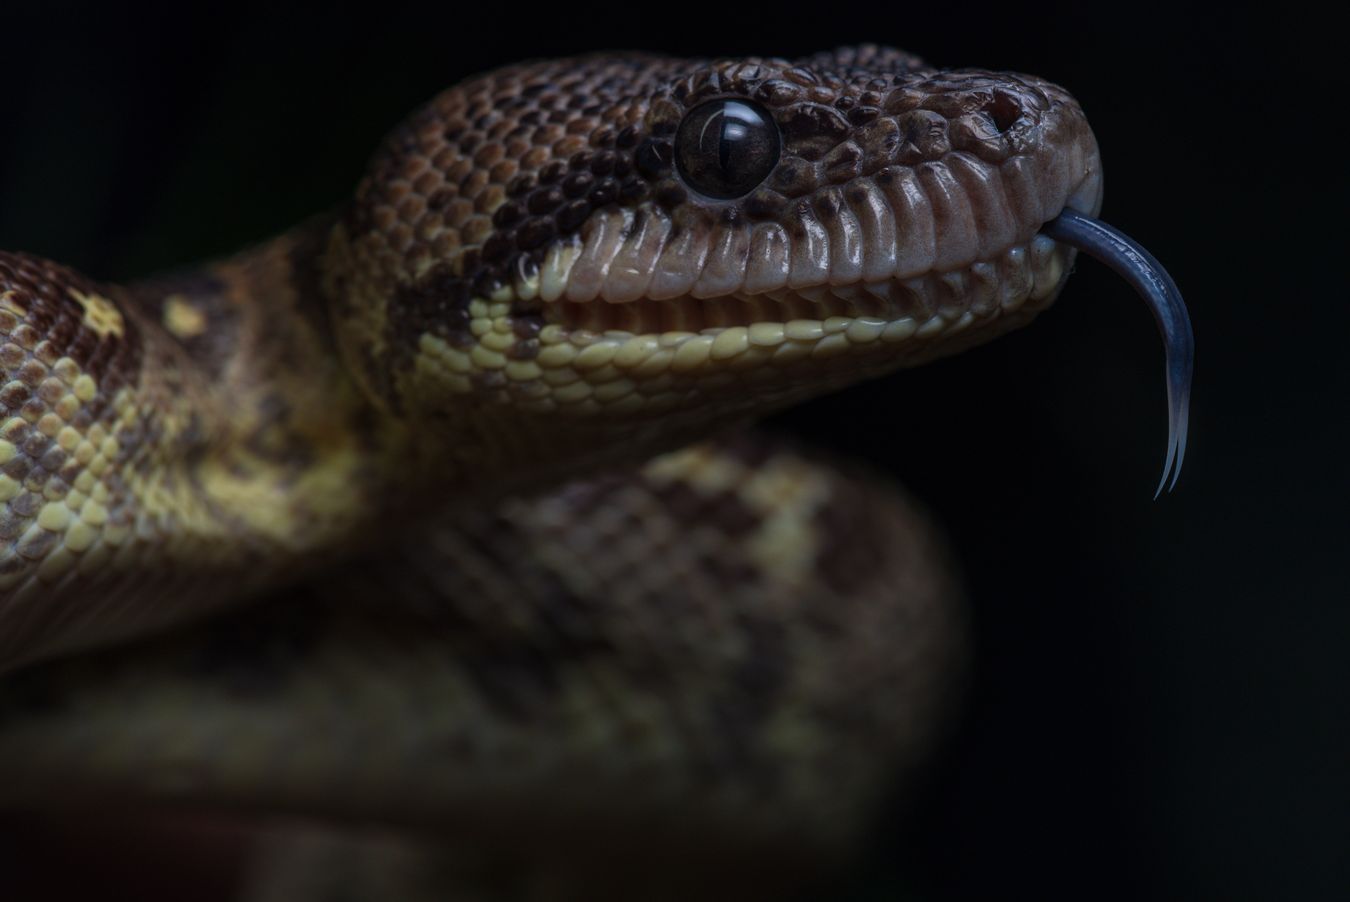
[[674, 99, 780, 199]]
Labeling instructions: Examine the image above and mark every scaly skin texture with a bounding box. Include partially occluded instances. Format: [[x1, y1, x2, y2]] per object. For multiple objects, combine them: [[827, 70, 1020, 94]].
[[0, 45, 1103, 895], [0, 438, 963, 897], [0, 233, 408, 669]]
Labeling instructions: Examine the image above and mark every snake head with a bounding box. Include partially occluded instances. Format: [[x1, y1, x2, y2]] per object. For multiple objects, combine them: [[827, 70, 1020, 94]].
[[323, 46, 1104, 475]]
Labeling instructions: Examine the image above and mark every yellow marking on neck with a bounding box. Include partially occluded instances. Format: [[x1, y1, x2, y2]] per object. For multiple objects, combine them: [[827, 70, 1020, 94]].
[[67, 288, 124, 338], [0, 289, 26, 317], [162, 295, 208, 339]]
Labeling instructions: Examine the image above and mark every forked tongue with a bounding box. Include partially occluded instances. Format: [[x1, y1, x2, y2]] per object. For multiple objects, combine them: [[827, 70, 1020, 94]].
[[1041, 210, 1194, 498]]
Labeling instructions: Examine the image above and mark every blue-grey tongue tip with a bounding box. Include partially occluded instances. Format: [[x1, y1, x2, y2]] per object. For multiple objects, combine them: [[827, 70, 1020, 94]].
[[1040, 209, 1193, 499]]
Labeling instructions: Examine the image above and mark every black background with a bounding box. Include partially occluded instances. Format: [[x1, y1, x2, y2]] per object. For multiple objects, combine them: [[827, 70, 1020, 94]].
[[0, 3, 1343, 900]]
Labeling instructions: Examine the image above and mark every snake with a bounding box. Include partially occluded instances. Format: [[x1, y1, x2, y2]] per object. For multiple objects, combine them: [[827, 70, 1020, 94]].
[[0, 45, 1191, 899]]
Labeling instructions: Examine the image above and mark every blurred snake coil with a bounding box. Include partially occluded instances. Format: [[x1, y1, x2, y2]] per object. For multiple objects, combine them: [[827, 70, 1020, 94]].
[[0, 46, 1190, 900]]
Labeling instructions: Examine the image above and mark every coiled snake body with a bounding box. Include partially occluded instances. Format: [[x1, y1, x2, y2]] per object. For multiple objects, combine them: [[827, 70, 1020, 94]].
[[0, 46, 1189, 899]]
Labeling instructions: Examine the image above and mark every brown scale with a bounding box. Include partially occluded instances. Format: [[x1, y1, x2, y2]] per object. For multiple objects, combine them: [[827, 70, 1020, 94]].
[[0, 253, 143, 386]]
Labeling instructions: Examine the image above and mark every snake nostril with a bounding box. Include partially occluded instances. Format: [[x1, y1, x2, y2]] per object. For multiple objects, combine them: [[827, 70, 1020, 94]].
[[984, 91, 1022, 133]]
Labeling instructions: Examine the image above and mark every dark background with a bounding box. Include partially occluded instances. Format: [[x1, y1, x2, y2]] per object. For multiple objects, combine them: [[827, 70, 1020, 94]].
[[1, 3, 1343, 900]]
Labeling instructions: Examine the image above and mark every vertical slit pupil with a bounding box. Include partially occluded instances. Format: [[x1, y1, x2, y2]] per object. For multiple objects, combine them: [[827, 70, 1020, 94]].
[[675, 99, 781, 200]]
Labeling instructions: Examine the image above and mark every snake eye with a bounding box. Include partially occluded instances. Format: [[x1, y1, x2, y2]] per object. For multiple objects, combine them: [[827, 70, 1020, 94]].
[[674, 99, 780, 199]]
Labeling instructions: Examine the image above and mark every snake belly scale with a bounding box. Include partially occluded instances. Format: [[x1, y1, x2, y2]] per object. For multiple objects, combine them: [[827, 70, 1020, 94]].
[[0, 44, 1145, 896]]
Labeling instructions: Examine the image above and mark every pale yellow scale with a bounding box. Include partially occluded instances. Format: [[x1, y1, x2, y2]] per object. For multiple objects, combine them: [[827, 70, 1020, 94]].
[[161, 294, 209, 339], [0, 349, 125, 591], [66, 288, 125, 339]]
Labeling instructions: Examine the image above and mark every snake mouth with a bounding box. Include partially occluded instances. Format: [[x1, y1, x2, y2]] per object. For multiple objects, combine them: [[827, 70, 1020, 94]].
[[514, 147, 1106, 362], [430, 162, 1105, 433], [512, 170, 1101, 377], [534, 234, 1070, 364], [461, 227, 1076, 428]]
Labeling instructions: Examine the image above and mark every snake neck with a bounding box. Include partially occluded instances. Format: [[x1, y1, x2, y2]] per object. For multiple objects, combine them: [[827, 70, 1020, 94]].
[[0, 225, 435, 667], [126, 222, 428, 556], [0, 217, 771, 672]]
